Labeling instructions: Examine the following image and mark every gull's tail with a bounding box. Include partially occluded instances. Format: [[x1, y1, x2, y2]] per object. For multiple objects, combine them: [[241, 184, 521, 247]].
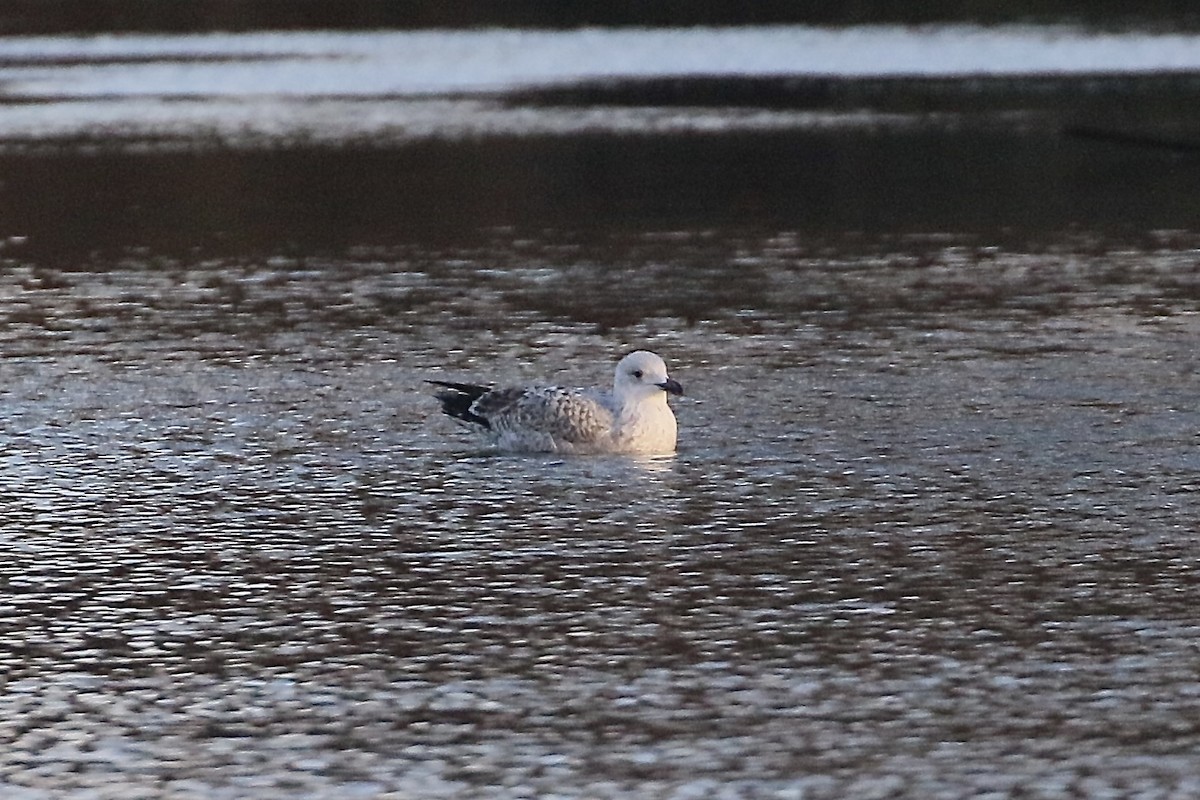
[[426, 380, 492, 429]]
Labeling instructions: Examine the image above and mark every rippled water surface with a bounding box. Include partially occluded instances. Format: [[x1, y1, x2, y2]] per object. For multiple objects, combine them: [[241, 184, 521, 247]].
[[3, 236, 1200, 799], [4, 23, 1200, 800]]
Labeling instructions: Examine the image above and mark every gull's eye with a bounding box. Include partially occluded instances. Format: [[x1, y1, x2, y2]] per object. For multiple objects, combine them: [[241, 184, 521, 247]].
[[632, 369, 643, 379]]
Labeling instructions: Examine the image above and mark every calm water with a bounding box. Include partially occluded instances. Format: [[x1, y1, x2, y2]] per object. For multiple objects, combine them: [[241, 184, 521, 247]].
[[3, 25, 1200, 800]]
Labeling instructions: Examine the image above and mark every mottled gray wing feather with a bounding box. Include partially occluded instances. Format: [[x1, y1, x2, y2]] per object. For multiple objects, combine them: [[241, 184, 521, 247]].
[[473, 386, 615, 444]]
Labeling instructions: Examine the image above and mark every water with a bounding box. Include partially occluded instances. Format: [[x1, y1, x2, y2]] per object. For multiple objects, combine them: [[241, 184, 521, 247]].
[[2, 24, 1200, 800], [3, 237, 1200, 798], [4, 26, 1200, 146]]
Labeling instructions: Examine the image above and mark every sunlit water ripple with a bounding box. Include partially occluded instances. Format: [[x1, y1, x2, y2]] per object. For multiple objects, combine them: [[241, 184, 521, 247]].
[[5, 25, 1200, 146]]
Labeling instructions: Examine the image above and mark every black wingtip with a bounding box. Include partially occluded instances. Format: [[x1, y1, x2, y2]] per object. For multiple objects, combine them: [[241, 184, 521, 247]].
[[427, 380, 493, 429]]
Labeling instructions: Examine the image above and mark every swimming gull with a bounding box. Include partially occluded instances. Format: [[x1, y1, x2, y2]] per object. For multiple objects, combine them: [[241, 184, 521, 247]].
[[428, 350, 683, 454]]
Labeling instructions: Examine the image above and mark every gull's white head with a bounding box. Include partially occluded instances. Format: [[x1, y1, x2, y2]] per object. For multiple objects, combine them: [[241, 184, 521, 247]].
[[613, 350, 683, 402]]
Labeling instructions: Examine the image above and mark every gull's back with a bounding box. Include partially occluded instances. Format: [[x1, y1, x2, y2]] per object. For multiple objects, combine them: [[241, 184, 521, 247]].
[[476, 386, 618, 453]]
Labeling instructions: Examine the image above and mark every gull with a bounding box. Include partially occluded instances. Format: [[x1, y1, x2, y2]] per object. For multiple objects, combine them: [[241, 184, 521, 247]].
[[428, 350, 683, 455]]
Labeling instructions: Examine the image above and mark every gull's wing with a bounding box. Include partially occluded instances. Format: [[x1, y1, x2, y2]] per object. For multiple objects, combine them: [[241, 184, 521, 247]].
[[474, 386, 615, 445]]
